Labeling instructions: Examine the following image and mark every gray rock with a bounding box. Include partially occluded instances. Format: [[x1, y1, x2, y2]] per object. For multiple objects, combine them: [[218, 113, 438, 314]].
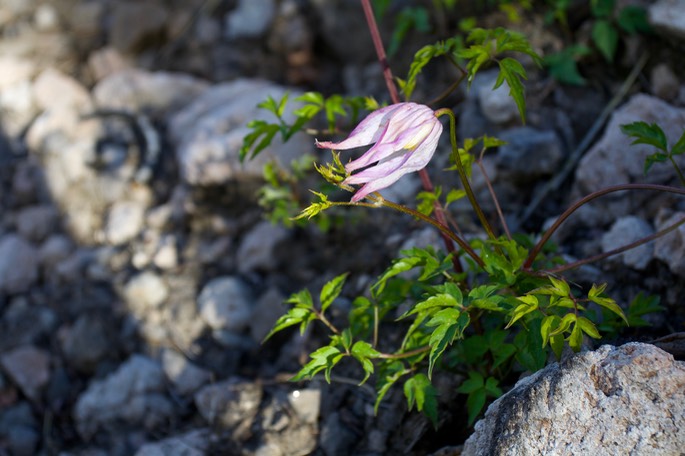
[[462, 343, 685, 456], [497, 127, 564, 179], [169, 79, 311, 186], [32, 67, 92, 112], [477, 72, 519, 125], [123, 271, 170, 316], [600, 216, 654, 270], [649, 0, 685, 40], [153, 234, 179, 270], [15, 204, 59, 242], [267, 0, 312, 54], [34, 3, 59, 32], [651, 63, 680, 101], [135, 428, 210, 456], [198, 276, 254, 331], [574, 94, 685, 222], [654, 210, 685, 277], [0, 403, 39, 456], [60, 314, 111, 371], [288, 388, 321, 425], [0, 234, 39, 294], [0, 56, 37, 136], [93, 68, 209, 114], [237, 221, 289, 273], [5, 425, 39, 456], [0, 346, 50, 401], [74, 355, 173, 438], [109, 0, 169, 53], [225, 0, 276, 39], [194, 379, 262, 439], [249, 288, 286, 342], [38, 234, 74, 269], [161, 349, 211, 395], [105, 200, 146, 246], [319, 412, 358, 456]]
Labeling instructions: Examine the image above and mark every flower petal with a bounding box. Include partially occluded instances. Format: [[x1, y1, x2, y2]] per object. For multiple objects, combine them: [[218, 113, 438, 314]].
[[315, 103, 405, 150]]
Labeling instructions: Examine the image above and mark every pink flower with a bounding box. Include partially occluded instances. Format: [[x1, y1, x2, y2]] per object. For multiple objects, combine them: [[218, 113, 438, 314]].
[[316, 102, 443, 202]]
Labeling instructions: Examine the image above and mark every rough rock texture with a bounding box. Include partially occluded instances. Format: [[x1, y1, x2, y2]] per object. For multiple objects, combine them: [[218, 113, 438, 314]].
[[463, 343, 685, 456]]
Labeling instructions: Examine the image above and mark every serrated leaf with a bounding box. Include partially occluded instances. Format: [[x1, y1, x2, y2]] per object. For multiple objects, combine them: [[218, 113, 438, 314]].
[[351, 341, 381, 384], [404, 373, 439, 427], [427, 309, 469, 378], [263, 307, 315, 342], [549, 276, 570, 296], [320, 273, 348, 314], [456, 371, 484, 394], [592, 20, 619, 62], [621, 122, 668, 151], [588, 283, 628, 324], [550, 333, 565, 359], [671, 130, 685, 156], [543, 46, 590, 86], [465, 389, 486, 425], [568, 322, 583, 352], [549, 313, 577, 336], [374, 361, 407, 414], [505, 295, 538, 328], [291, 345, 343, 383], [540, 315, 560, 348], [445, 188, 467, 206]]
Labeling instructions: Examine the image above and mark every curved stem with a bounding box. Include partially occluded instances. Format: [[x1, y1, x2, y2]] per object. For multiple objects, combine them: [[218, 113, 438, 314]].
[[377, 344, 430, 360], [668, 156, 685, 186], [547, 214, 685, 274], [435, 108, 497, 240], [524, 183, 685, 270], [477, 158, 511, 240]]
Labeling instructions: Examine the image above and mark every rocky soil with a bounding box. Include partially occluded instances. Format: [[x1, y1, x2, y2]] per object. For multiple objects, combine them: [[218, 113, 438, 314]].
[[0, 0, 684, 455]]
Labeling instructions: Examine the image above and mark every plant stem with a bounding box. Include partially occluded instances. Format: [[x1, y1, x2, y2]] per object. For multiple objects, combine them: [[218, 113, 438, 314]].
[[378, 345, 431, 360], [477, 158, 511, 240], [360, 0, 464, 274], [523, 183, 685, 270], [435, 108, 497, 240], [668, 156, 685, 186]]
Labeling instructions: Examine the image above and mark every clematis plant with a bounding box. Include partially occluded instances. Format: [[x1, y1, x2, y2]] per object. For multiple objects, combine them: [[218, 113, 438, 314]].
[[316, 102, 442, 202]]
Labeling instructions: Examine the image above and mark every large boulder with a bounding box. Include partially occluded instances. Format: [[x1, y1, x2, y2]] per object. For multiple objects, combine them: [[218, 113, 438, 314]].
[[463, 343, 685, 455]]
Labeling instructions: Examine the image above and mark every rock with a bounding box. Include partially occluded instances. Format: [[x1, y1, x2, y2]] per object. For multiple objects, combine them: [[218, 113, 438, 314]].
[[496, 127, 564, 180], [288, 388, 321, 425], [161, 349, 211, 395], [109, 1, 169, 53], [651, 63, 680, 101], [600, 216, 654, 270], [249, 288, 286, 342], [152, 234, 178, 270], [88, 47, 133, 82], [319, 412, 358, 456], [135, 428, 211, 456], [38, 234, 74, 269], [236, 221, 289, 273], [169, 79, 312, 187], [574, 94, 685, 223], [92, 69, 209, 115], [34, 3, 59, 32], [15, 204, 59, 242], [225, 0, 276, 39], [0, 56, 37, 135], [123, 271, 170, 316], [198, 276, 254, 331], [0, 346, 50, 402], [32, 67, 92, 112], [462, 343, 685, 456], [654, 210, 685, 277], [649, 0, 685, 40], [74, 355, 173, 438], [105, 200, 146, 245], [194, 379, 262, 439], [477, 72, 520, 125], [267, 0, 313, 55], [60, 314, 111, 371], [0, 402, 39, 456], [0, 234, 39, 294]]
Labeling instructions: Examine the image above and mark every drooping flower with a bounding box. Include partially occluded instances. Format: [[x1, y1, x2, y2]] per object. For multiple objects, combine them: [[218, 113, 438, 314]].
[[316, 102, 443, 202]]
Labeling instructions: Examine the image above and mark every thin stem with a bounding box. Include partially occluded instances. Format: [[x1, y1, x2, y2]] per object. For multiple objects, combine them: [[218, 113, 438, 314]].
[[435, 108, 497, 240], [377, 345, 431, 360], [523, 183, 685, 270], [476, 158, 511, 240], [427, 71, 467, 107], [316, 311, 340, 335], [360, 0, 463, 274], [373, 304, 379, 348], [547, 214, 685, 274], [668, 156, 685, 186]]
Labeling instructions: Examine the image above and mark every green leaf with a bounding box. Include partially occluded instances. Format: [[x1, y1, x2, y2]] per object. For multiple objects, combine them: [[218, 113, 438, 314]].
[[427, 309, 470, 378], [402, 37, 461, 100], [320, 273, 348, 314], [577, 316, 601, 339], [465, 389, 486, 425], [456, 371, 483, 394], [549, 313, 577, 336], [445, 189, 467, 207], [617, 6, 651, 34], [621, 121, 669, 151], [592, 20, 619, 62], [671, 130, 685, 156], [505, 295, 538, 328], [543, 46, 590, 86], [351, 341, 381, 384], [291, 345, 344, 383], [495, 57, 528, 122], [540, 314, 560, 348], [403, 373, 439, 427], [374, 361, 408, 414], [644, 153, 670, 174], [588, 283, 628, 324], [262, 307, 315, 342], [591, 0, 615, 18], [626, 292, 663, 327], [568, 321, 584, 352]]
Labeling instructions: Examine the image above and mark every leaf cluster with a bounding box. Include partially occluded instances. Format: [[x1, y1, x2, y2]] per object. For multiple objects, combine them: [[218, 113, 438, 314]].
[[620, 121, 685, 184]]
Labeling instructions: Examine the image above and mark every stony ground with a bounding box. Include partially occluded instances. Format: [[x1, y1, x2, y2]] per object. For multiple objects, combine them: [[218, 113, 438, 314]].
[[0, 0, 684, 455]]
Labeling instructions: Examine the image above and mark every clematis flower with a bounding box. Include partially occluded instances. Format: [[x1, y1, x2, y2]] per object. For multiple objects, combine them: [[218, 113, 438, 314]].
[[316, 102, 443, 202]]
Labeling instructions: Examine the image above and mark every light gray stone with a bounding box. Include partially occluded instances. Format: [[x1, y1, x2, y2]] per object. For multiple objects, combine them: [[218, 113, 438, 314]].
[[15, 204, 59, 242], [123, 271, 170, 316], [249, 288, 286, 342], [600, 216, 654, 270], [105, 200, 146, 245], [0, 234, 39, 294], [32, 67, 92, 112], [288, 388, 320, 425], [135, 429, 210, 456], [649, 0, 685, 40], [237, 221, 289, 273], [74, 355, 173, 438], [651, 63, 680, 101], [463, 343, 685, 456], [38, 234, 74, 269], [60, 314, 111, 371], [161, 349, 211, 395], [194, 379, 262, 437], [225, 0, 276, 39], [654, 210, 685, 277], [109, 0, 168, 53], [497, 127, 564, 179], [169, 79, 311, 186], [478, 72, 519, 125], [0, 346, 50, 402], [198, 276, 253, 331]]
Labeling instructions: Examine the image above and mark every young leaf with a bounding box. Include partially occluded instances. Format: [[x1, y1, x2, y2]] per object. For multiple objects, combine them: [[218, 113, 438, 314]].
[[591, 0, 615, 18], [291, 345, 344, 383], [427, 309, 470, 378], [617, 6, 651, 34], [592, 20, 619, 62], [263, 307, 315, 342], [505, 295, 539, 328], [671, 130, 685, 156], [620, 122, 668, 151], [351, 341, 381, 384], [403, 373, 439, 427], [543, 45, 591, 86], [495, 57, 528, 122], [588, 283, 628, 324], [577, 316, 601, 339], [374, 361, 408, 414], [568, 321, 584, 352], [320, 273, 348, 314]]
